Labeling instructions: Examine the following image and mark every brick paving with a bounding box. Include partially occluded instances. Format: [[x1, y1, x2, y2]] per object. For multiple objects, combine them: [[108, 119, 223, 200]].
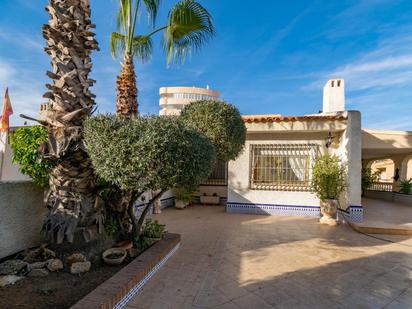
[[127, 205, 412, 309]]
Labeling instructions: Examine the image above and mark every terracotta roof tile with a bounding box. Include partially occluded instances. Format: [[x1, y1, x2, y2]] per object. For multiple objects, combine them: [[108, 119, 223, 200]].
[[242, 114, 347, 123]]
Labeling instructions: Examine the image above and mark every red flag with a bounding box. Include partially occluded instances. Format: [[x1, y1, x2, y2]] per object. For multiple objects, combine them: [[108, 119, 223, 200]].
[[0, 88, 13, 132]]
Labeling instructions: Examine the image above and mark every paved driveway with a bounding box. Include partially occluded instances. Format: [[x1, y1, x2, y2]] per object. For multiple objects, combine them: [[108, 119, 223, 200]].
[[127, 205, 412, 309]]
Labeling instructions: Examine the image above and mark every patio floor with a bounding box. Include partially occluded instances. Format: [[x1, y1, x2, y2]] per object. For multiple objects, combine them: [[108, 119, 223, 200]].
[[127, 205, 412, 309], [351, 198, 412, 235]]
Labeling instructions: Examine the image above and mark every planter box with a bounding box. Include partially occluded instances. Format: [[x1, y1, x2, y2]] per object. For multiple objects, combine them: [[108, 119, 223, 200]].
[[200, 195, 220, 205], [71, 233, 181, 309]]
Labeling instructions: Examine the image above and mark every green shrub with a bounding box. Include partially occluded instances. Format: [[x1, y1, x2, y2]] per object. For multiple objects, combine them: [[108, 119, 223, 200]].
[[84, 115, 216, 239], [180, 100, 246, 161], [134, 219, 166, 250], [84, 115, 216, 192], [10, 126, 54, 187], [312, 154, 347, 200], [361, 167, 379, 196], [174, 186, 193, 203], [400, 179, 412, 194]]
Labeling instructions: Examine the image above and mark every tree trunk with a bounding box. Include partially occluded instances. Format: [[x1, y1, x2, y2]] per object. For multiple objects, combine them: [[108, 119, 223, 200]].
[[41, 0, 100, 244], [135, 190, 165, 239], [116, 54, 138, 118]]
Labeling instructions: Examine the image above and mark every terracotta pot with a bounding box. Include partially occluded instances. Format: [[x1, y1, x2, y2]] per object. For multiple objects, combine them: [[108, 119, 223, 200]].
[[320, 199, 338, 226], [102, 248, 127, 265], [116, 240, 133, 250]]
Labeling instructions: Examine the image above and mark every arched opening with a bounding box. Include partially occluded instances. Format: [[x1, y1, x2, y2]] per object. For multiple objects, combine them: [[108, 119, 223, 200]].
[[370, 158, 394, 183], [401, 155, 412, 181], [365, 158, 395, 192]]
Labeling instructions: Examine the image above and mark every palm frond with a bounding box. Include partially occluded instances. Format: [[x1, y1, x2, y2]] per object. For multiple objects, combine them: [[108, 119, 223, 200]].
[[164, 0, 214, 64], [110, 32, 127, 58], [117, 0, 132, 33], [143, 0, 161, 27], [132, 35, 153, 62]]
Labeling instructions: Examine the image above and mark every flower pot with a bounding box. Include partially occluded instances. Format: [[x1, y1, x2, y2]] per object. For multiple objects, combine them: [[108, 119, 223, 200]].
[[320, 199, 338, 226], [200, 195, 220, 205], [102, 248, 127, 265], [116, 240, 133, 250], [175, 200, 188, 209]]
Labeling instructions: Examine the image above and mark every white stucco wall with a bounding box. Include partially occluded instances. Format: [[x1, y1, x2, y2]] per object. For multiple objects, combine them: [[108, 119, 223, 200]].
[[0, 131, 31, 182], [334, 111, 362, 209], [228, 132, 329, 207], [0, 181, 46, 259], [228, 114, 362, 211]]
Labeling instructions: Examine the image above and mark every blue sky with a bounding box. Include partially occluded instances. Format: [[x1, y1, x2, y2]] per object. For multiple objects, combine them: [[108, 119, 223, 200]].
[[0, 0, 412, 130]]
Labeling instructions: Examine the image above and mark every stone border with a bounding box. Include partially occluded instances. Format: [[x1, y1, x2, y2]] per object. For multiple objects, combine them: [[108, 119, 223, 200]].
[[71, 233, 181, 309]]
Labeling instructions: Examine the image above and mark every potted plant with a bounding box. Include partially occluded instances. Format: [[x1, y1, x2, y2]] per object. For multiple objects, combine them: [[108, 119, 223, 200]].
[[174, 187, 193, 209], [312, 155, 346, 225]]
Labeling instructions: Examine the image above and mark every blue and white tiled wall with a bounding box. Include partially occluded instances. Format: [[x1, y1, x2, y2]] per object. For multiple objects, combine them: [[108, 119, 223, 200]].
[[338, 205, 363, 223], [226, 202, 321, 217], [226, 201, 363, 222]]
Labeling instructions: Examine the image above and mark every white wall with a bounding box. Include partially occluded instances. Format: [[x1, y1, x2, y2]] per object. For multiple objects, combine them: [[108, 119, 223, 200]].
[[228, 133, 328, 207], [0, 131, 31, 182], [0, 181, 46, 259], [333, 111, 362, 209], [228, 115, 362, 210]]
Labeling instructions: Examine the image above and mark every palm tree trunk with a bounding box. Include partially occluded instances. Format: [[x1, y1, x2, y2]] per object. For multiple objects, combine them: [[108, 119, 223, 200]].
[[116, 54, 138, 117], [41, 0, 101, 244]]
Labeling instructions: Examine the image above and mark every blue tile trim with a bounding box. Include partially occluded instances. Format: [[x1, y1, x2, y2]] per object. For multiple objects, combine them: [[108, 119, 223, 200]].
[[113, 242, 180, 309], [226, 202, 321, 218], [338, 205, 363, 223], [160, 197, 175, 209]]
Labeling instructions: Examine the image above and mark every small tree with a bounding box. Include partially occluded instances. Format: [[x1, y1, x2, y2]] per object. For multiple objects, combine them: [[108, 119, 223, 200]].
[[312, 155, 346, 201], [361, 167, 379, 196], [180, 100, 246, 161], [10, 126, 55, 187], [84, 115, 216, 239]]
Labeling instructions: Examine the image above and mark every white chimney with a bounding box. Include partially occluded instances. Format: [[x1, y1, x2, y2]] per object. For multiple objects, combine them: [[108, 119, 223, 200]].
[[322, 79, 345, 113]]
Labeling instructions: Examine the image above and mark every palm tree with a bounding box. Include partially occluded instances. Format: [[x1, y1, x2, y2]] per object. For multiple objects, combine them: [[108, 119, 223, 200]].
[[41, 0, 101, 243], [111, 0, 214, 117]]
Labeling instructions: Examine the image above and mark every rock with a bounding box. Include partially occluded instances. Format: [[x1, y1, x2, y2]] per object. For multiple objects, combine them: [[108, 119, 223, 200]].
[[23, 246, 56, 263], [28, 268, 49, 277], [42, 248, 56, 260], [70, 261, 91, 274], [66, 253, 86, 266], [0, 275, 24, 287], [47, 259, 64, 272], [0, 260, 28, 275], [28, 261, 48, 271]]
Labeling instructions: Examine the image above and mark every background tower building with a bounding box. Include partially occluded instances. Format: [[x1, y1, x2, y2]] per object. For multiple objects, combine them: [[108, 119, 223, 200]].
[[159, 86, 220, 116]]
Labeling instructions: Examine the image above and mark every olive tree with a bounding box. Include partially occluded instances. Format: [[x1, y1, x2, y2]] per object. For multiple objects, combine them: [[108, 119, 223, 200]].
[[84, 115, 215, 239], [180, 100, 246, 161]]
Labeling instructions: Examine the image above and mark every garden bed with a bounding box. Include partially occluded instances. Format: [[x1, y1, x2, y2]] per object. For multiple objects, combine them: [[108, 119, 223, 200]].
[[0, 233, 180, 309]]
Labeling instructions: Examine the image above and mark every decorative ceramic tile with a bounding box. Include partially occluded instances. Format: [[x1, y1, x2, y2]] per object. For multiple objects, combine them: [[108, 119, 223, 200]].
[[226, 202, 321, 217], [160, 197, 175, 209], [338, 205, 363, 223]]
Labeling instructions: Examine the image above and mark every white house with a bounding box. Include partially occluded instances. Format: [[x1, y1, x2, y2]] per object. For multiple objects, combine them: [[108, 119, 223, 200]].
[[159, 80, 363, 222]]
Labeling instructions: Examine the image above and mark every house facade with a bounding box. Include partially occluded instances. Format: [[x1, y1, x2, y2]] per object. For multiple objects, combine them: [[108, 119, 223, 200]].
[[159, 79, 364, 222]]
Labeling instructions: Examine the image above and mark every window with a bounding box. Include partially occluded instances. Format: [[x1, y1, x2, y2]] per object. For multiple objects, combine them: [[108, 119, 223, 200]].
[[250, 144, 320, 191], [202, 160, 227, 185]]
